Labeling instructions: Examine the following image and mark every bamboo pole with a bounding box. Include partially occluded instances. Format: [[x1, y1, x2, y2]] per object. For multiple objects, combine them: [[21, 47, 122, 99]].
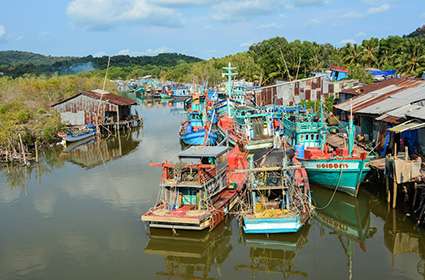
[[18, 134, 27, 165], [392, 142, 398, 209], [35, 141, 39, 163]]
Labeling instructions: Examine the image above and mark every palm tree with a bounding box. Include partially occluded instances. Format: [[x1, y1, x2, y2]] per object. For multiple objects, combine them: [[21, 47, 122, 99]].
[[341, 43, 363, 66], [396, 38, 425, 76], [361, 38, 380, 68]]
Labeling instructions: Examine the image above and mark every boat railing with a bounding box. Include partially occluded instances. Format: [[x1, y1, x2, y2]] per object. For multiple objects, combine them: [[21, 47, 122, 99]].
[[159, 163, 225, 186]]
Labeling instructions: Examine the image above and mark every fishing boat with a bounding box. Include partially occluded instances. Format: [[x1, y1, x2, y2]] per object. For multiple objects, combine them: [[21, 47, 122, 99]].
[[296, 103, 371, 197], [58, 124, 97, 145], [233, 108, 276, 151], [141, 145, 248, 231], [172, 86, 191, 101], [179, 110, 218, 146], [160, 86, 173, 99], [179, 92, 218, 146], [242, 149, 312, 234]]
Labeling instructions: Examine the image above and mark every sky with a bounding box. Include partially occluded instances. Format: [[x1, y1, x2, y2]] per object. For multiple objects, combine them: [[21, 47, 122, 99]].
[[0, 0, 424, 59]]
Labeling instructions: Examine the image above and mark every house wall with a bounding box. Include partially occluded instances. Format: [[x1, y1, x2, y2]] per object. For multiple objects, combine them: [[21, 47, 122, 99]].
[[53, 94, 118, 125]]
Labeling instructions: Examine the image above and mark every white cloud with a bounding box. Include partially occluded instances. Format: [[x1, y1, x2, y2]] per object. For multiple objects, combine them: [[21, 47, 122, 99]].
[[240, 41, 254, 48], [117, 46, 173, 56], [151, 0, 211, 6], [340, 3, 390, 21], [0, 25, 6, 41], [341, 11, 364, 19], [67, 0, 182, 30], [340, 39, 356, 45], [256, 22, 282, 29], [211, 0, 277, 21], [211, 0, 329, 22], [355, 31, 367, 37], [367, 3, 390, 14], [305, 18, 321, 27]]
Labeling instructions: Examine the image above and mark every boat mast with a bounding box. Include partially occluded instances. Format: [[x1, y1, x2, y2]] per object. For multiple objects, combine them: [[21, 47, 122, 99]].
[[223, 62, 237, 116], [319, 96, 327, 150], [348, 102, 354, 157]]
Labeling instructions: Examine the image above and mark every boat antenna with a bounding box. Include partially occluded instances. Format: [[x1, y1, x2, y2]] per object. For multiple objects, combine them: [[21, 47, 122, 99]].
[[348, 101, 354, 157], [223, 62, 237, 116], [319, 96, 326, 150]]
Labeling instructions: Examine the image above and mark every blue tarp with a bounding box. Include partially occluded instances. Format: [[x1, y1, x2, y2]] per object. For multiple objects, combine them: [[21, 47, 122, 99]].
[[368, 69, 397, 77]]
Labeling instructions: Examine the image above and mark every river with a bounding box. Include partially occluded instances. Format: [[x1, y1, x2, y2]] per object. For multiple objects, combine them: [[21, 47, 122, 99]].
[[1, 100, 425, 280]]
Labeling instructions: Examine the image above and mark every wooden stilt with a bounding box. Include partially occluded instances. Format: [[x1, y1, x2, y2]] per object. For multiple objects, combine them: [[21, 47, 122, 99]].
[[35, 141, 39, 163], [392, 177, 398, 209], [18, 134, 27, 165], [386, 175, 391, 204]]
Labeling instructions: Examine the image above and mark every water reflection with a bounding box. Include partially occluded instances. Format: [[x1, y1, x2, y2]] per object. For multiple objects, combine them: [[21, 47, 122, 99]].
[[60, 130, 141, 169], [0, 128, 142, 189], [312, 188, 377, 280], [145, 222, 232, 279], [236, 225, 310, 279]]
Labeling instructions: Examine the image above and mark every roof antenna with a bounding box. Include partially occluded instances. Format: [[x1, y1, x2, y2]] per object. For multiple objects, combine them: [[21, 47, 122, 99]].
[[102, 56, 111, 90]]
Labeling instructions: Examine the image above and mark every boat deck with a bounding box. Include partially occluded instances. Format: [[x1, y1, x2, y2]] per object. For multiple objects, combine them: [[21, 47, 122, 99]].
[[142, 188, 240, 230]]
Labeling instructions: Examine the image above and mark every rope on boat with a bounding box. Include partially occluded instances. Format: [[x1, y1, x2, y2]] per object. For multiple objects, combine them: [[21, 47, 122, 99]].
[[312, 161, 344, 210]]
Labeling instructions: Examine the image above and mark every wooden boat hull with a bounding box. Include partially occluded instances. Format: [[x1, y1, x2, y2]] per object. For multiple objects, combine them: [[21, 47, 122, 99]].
[[299, 158, 370, 197], [180, 130, 218, 146], [243, 216, 303, 234], [142, 188, 241, 231]]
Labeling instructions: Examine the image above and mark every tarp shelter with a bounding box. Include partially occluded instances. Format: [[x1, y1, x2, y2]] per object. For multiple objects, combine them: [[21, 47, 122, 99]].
[[389, 120, 425, 133]]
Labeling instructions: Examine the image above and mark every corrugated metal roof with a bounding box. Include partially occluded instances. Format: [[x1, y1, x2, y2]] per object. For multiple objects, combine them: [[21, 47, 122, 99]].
[[376, 104, 424, 123], [389, 120, 425, 133], [84, 90, 137, 106], [406, 106, 425, 121], [340, 78, 406, 96], [51, 90, 137, 107], [356, 82, 425, 115], [178, 146, 229, 158], [335, 79, 425, 115]]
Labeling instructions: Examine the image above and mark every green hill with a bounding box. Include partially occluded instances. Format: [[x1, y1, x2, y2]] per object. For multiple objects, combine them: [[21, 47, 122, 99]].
[[406, 25, 425, 37], [0, 51, 202, 77]]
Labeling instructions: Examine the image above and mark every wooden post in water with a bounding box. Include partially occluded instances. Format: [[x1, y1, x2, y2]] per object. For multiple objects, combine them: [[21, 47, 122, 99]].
[[35, 141, 39, 163], [18, 134, 27, 165], [392, 142, 398, 209]]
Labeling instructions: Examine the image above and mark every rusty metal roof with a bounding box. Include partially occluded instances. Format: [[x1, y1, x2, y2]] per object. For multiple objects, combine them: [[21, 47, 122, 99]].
[[340, 78, 408, 96], [83, 90, 137, 106], [51, 90, 137, 107], [335, 79, 425, 115]]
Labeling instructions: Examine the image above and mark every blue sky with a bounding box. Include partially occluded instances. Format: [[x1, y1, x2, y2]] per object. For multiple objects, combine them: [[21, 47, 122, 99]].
[[0, 0, 424, 59]]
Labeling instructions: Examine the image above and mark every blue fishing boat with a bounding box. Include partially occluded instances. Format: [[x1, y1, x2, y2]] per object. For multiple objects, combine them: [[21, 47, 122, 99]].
[[59, 124, 97, 145], [181, 127, 218, 145], [179, 93, 218, 146], [172, 86, 191, 101], [242, 149, 312, 234]]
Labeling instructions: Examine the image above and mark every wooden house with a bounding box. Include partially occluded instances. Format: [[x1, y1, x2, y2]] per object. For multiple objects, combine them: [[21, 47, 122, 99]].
[[51, 89, 140, 127]]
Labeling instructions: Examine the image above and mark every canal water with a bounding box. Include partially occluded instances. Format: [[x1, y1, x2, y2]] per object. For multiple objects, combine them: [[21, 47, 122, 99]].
[[1, 100, 425, 280]]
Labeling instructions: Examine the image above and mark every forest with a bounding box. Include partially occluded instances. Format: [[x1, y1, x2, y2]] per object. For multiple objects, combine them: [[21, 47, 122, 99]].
[[0, 27, 425, 157]]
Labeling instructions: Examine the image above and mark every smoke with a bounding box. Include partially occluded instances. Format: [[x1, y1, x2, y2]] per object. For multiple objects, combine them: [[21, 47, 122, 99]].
[[63, 62, 95, 74]]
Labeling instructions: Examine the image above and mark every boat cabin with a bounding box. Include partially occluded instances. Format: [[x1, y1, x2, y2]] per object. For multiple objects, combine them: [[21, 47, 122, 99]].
[[283, 113, 324, 149], [142, 146, 235, 230], [159, 147, 229, 212]]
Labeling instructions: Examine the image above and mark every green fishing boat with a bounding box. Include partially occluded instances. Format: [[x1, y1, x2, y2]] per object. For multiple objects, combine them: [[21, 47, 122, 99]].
[[286, 102, 372, 197]]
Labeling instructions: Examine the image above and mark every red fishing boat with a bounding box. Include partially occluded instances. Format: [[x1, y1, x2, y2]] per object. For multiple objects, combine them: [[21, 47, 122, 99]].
[[142, 145, 248, 231]]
